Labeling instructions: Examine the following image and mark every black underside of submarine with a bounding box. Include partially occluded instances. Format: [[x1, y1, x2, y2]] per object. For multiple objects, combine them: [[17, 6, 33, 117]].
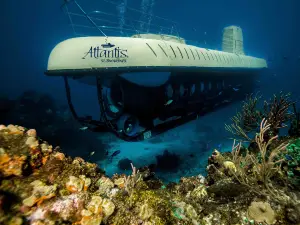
[[64, 70, 259, 141], [111, 71, 256, 123]]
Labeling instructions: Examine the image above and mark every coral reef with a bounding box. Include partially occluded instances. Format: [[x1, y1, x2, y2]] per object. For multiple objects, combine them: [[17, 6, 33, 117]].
[[1, 117, 300, 224], [0, 90, 108, 161], [225, 92, 294, 141]]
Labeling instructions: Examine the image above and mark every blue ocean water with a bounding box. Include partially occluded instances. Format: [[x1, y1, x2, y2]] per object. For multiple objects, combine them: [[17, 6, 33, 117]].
[[1, 0, 300, 182]]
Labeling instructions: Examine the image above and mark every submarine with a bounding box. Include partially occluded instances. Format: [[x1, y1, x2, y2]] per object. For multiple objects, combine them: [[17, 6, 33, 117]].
[[45, 0, 267, 141]]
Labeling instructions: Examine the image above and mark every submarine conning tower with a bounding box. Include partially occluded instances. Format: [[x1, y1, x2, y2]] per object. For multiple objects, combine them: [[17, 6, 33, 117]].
[[222, 25, 245, 55]]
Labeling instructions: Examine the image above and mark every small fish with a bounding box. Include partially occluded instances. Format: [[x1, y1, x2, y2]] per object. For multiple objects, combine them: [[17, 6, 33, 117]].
[[90, 151, 95, 156], [232, 87, 240, 92], [285, 154, 293, 160], [111, 150, 121, 157], [218, 91, 223, 96], [164, 99, 173, 106], [79, 126, 88, 131], [108, 150, 121, 162]]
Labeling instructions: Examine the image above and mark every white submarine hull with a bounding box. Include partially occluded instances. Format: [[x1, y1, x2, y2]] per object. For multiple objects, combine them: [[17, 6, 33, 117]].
[[45, 30, 267, 141], [45, 36, 267, 77]]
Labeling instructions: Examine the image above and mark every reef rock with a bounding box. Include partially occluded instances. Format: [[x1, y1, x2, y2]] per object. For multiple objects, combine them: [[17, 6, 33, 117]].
[[1, 124, 300, 225]]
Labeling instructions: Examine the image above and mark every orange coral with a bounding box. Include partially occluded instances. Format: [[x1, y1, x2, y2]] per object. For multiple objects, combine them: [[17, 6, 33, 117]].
[[0, 154, 27, 177], [66, 185, 79, 193], [8, 130, 24, 135], [36, 193, 56, 206], [42, 156, 49, 165]]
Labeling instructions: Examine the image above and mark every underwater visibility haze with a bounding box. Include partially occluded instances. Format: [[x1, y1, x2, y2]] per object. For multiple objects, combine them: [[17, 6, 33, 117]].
[[1, 0, 300, 224]]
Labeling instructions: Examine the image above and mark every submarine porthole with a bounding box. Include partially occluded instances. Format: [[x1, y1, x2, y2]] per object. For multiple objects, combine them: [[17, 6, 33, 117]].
[[190, 84, 195, 96], [117, 114, 139, 137], [200, 82, 204, 92], [166, 84, 173, 98], [180, 84, 188, 97], [179, 84, 184, 97]]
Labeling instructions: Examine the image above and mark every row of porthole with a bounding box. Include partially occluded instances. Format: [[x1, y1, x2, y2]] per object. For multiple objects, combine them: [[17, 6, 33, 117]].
[[165, 80, 227, 99], [146, 42, 252, 65]]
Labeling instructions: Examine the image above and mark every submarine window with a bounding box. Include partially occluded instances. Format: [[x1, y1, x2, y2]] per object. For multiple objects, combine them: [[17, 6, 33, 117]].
[[179, 84, 188, 97], [179, 85, 184, 97], [184, 48, 190, 59], [158, 44, 168, 57], [200, 82, 205, 92], [195, 49, 201, 60], [170, 45, 176, 58], [189, 48, 195, 60], [177, 46, 184, 58], [217, 82, 223, 90], [166, 84, 173, 98], [190, 84, 196, 96]]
